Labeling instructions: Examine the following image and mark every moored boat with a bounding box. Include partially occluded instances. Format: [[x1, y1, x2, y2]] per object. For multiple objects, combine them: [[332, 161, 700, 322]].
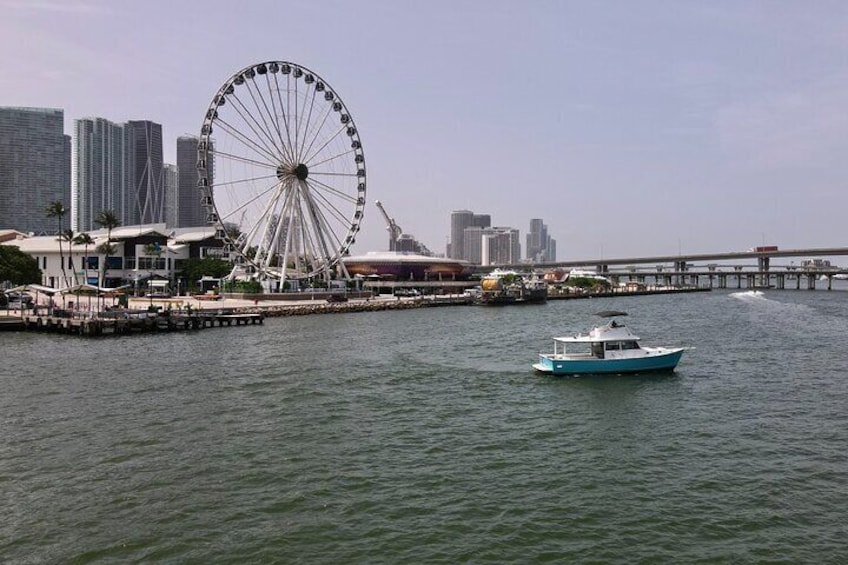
[[533, 312, 686, 376], [480, 269, 547, 305]]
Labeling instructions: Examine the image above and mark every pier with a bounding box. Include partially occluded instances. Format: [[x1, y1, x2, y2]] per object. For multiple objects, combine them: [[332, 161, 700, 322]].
[[2, 309, 263, 336]]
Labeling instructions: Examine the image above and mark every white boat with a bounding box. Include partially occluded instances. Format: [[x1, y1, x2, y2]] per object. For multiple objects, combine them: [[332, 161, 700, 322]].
[[533, 312, 686, 376]]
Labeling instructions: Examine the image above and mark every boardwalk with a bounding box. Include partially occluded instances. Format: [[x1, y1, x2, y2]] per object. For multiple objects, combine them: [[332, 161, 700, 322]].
[[6, 309, 264, 336]]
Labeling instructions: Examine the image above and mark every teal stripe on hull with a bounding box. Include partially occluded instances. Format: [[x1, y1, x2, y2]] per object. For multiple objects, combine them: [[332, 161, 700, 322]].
[[536, 350, 683, 376]]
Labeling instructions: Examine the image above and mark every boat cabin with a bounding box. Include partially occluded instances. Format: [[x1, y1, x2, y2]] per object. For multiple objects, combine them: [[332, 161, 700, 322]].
[[553, 321, 642, 360]]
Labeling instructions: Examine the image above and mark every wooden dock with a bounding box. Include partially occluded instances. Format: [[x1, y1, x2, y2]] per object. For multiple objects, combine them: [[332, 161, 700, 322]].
[[3, 309, 263, 336]]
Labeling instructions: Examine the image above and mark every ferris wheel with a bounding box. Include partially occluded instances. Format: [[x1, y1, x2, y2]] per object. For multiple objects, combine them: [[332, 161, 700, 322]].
[[197, 61, 366, 285]]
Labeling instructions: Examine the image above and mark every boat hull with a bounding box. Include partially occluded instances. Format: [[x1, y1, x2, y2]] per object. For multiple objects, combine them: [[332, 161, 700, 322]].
[[534, 349, 684, 376]]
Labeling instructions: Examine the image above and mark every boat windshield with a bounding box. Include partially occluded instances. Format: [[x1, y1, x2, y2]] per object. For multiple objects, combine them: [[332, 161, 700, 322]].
[[605, 341, 640, 351]]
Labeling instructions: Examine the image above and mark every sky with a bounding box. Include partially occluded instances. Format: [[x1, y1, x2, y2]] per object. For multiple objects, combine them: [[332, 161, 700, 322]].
[[2, 0, 847, 262]]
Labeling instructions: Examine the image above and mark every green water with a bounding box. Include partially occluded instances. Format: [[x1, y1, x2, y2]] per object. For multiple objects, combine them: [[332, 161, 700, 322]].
[[2, 289, 847, 563]]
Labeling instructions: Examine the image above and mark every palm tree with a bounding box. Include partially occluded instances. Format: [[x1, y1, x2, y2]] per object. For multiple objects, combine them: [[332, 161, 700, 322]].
[[73, 232, 95, 312], [60, 229, 76, 284], [143, 242, 164, 305], [45, 201, 68, 288], [95, 210, 121, 288]]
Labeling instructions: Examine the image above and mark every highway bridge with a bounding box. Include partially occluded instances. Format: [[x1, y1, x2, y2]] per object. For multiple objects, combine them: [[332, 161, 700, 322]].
[[473, 247, 848, 290]]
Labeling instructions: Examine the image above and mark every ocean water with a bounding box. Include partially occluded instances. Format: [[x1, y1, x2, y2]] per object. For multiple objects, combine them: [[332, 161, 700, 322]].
[[2, 289, 848, 563]]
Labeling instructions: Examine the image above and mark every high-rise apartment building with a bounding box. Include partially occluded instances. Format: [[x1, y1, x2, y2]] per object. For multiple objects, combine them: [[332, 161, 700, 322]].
[[73, 117, 129, 231], [176, 136, 213, 227], [0, 107, 71, 233], [74, 118, 166, 231], [463, 226, 484, 264], [482, 227, 521, 266], [449, 209, 491, 260], [164, 163, 179, 229], [526, 218, 556, 262], [126, 120, 164, 226]]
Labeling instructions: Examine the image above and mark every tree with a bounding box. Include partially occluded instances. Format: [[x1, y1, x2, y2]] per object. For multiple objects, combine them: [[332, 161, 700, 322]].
[[45, 201, 69, 288], [60, 228, 76, 284], [72, 232, 95, 312], [94, 210, 121, 287], [143, 242, 164, 302], [0, 245, 42, 285], [178, 257, 231, 292], [72, 232, 95, 285]]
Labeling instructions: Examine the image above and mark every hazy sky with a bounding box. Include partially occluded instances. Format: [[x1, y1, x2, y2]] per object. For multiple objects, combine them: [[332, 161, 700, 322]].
[[3, 0, 846, 261]]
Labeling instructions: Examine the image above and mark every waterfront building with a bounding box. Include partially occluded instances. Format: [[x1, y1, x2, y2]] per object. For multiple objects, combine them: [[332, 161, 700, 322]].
[[0, 107, 71, 234], [342, 251, 472, 281], [6, 223, 223, 290], [526, 218, 556, 262], [176, 136, 212, 228], [73, 117, 129, 232]]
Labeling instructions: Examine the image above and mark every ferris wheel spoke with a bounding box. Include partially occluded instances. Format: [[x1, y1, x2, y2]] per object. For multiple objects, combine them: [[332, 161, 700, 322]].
[[309, 171, 361, 178], [301, 182, 343, 260], [293, 74, 301, 162], [299, 102, 335, 165], [263, 73, 293, 165], [302, 124, 348, 165], [301, 201, 331, 268], [212, 172, 279, 189], [277, 190, 297, 276], [272, 72, 297, 165], [305, 175, 358, 204], [295, 86, 319, 163], [214, 115, 281, 165], [216, 181, 279, 223], [244, 185, 286, 259], [307, 148, 357, 170], [256, 198, 284, 266], [244, 76, 293, 165], [306, 180, 358, 225], [210, 148, 278, 170], [225, 91, 286, 163]]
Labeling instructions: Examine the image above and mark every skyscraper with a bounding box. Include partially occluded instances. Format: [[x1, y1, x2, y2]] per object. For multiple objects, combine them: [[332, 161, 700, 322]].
[[164, 163, 179, 228], [450, 210, 491, 260], [482, 227, 521, 266], [463, 226, 484, 264], [73, 117, 128, 231], [126, 120, 164, 225], [450, 210, 473, 259], [0, 107, 71, 233], [526, 218, 556, 262], [176, 135, 212, 227]]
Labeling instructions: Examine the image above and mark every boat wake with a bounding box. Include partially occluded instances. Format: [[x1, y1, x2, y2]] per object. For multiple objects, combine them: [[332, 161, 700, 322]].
[[729, 290, 768, 301]]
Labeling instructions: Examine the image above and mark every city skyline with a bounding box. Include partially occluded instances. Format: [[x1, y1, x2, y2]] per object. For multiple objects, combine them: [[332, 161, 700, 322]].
[[2, 2, 847, 260], [3, 106, 555, 259]]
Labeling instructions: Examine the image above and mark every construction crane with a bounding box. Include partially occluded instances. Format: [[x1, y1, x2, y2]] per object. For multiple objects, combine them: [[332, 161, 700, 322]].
[[374, 200, 433, 255], [374, 200, 402, 251]]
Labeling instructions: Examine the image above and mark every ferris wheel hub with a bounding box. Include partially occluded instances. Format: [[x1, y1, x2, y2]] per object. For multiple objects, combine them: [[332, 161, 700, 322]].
[[294, 163, 309, 180], [275, 162, 310, 181]]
